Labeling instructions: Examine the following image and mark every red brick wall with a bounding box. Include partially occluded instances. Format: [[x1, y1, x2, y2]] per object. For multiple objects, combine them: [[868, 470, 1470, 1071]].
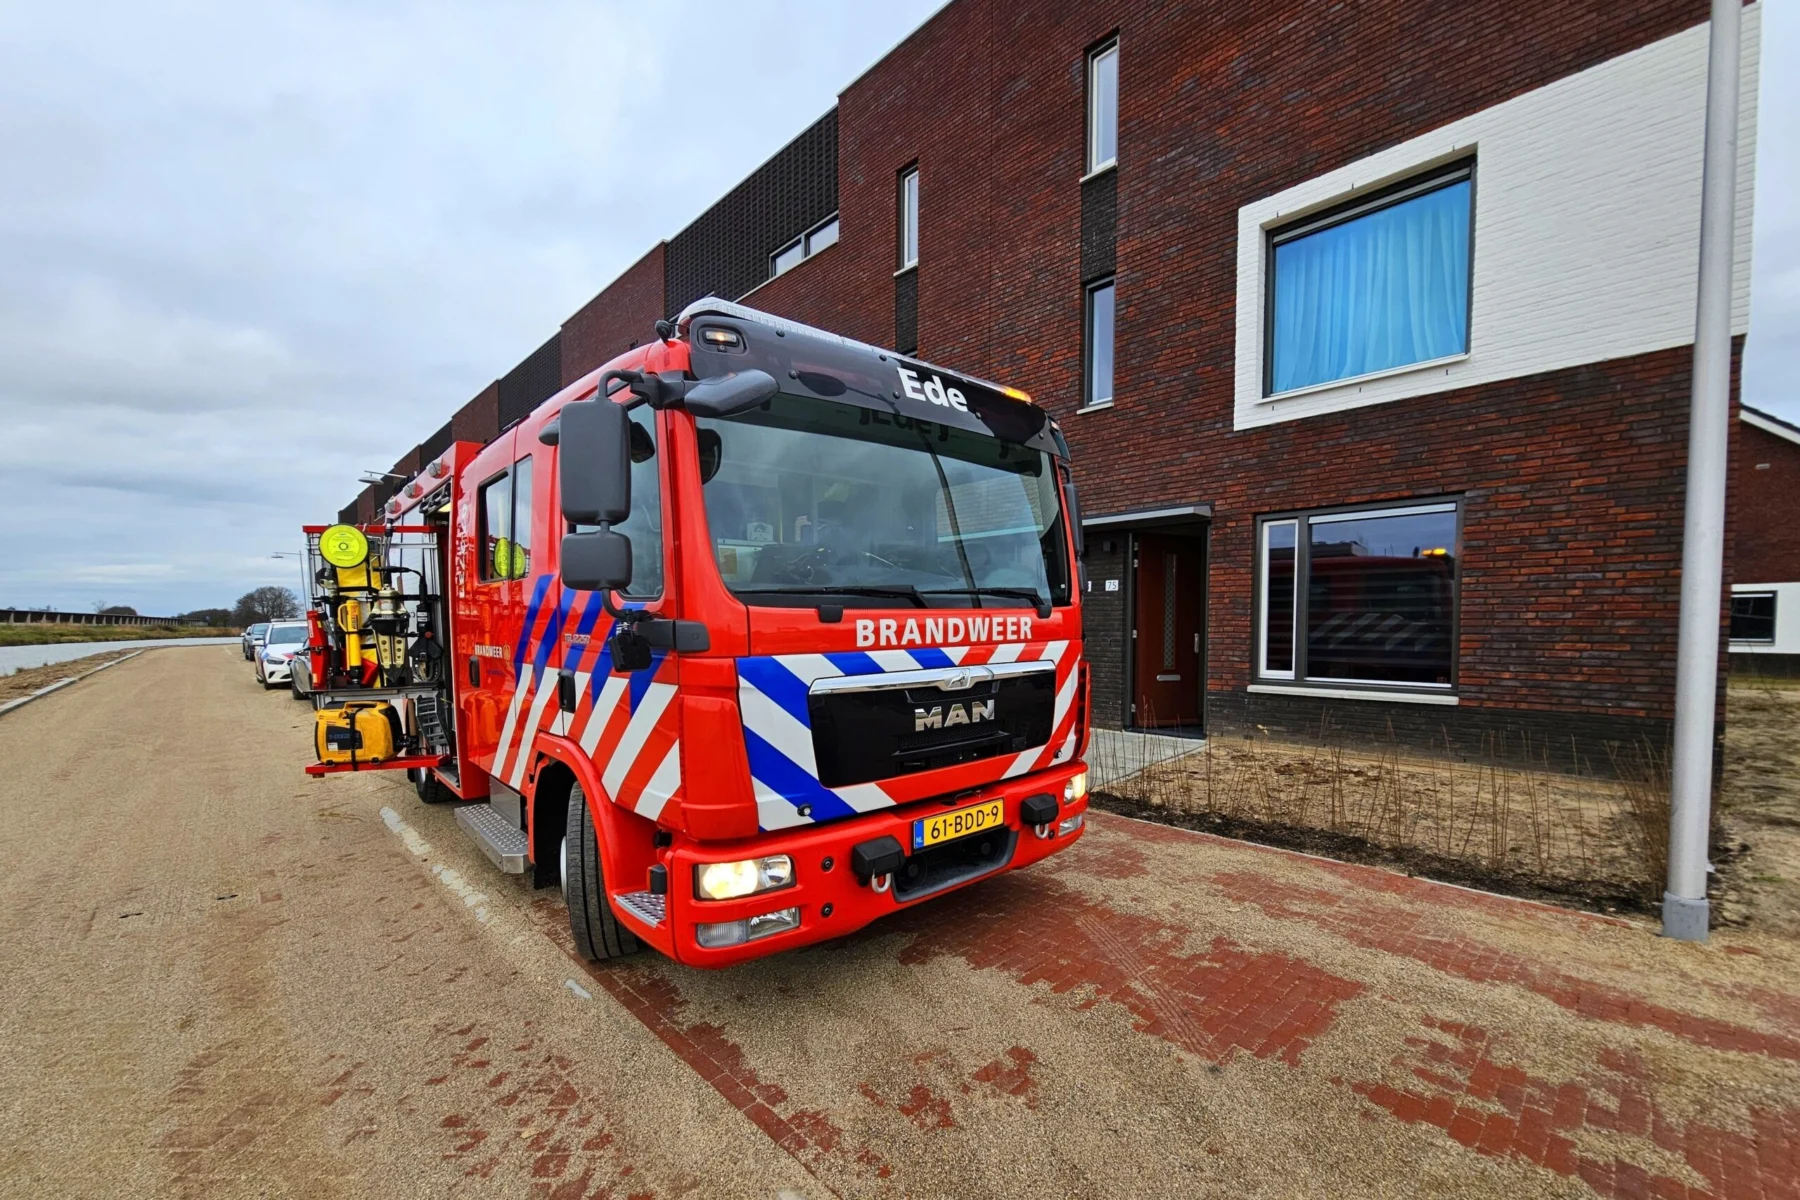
[[451, 382, 500, 446], [562, 245, 666, 386], [741, 0, 1716, 735], [1732, 418, 1800, 583]]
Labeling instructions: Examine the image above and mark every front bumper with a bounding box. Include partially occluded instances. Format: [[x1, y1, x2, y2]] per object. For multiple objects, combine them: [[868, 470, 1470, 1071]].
[[260, 658, 295, 682], [635, 761, 1088, 968]]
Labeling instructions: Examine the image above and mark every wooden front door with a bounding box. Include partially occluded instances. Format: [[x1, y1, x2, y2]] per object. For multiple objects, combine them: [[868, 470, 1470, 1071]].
[[1133, 533, 1204, 728]]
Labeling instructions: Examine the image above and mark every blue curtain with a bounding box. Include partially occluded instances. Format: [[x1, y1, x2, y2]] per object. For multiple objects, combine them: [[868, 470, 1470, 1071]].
[[1271, 180, 1470, 394]]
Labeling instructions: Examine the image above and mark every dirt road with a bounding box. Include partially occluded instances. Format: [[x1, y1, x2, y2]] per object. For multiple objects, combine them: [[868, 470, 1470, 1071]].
[[1, 646, 1796, 1198]]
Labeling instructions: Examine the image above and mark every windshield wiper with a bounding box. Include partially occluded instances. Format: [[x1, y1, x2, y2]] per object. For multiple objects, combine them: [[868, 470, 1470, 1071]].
[[919, 586, 1051, 617], [735, 585, 929, 608]]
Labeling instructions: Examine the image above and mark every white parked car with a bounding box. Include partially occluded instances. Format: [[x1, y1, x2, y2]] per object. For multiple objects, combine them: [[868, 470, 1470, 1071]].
[[255, 621, 309, 688]]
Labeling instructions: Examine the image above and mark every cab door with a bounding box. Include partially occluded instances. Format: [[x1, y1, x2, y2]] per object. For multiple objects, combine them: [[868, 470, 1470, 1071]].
[[457, 430, 525, 780]]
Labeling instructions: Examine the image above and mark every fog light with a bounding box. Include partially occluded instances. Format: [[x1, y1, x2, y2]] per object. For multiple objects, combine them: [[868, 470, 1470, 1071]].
[[694, 906, 800, 949], [1063, 769, 1089, 803], [695, 855, 794, 901], [1057, 813, 1085, 836]]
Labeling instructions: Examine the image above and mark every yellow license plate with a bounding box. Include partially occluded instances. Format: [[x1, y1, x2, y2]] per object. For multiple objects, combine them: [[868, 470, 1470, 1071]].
[[913, 798, 1005, 850]]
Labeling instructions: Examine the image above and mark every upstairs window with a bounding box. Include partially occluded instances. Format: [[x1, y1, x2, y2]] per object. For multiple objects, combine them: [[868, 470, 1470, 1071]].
[[1731, 592, 1777, 643], [1268, 162, 1473, 395], [1084, 278, 1115, 408], [770, 215, 840, 279], [898, 167, 919, 269], [1087, 40, 1118, 174]]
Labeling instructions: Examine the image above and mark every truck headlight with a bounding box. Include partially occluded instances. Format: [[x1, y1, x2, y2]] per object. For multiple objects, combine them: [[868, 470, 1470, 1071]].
[[1063, 769, 1089, 803], [694, 855, 794, 901]]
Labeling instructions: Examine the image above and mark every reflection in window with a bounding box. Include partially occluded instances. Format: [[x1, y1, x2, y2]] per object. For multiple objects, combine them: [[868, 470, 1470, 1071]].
[[1260, 520, 1296, 677], [477, 470, 510, 582], [1731, 593, 1777, 643], [1085, 279, 1115, 407], [509, 456, 533, 579], [1087, 41, 1118, 174], [899, 168, 919, 268], [1257, 503, 1458, 687], [1269, 166, 1472, 394]]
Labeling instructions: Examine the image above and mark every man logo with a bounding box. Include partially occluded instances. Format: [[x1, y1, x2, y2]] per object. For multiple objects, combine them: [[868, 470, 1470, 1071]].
[[914, 699, 995, 732]]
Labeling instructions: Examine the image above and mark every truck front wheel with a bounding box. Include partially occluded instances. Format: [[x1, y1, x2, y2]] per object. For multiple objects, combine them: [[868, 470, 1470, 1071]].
[[565, 782, 640, 961]]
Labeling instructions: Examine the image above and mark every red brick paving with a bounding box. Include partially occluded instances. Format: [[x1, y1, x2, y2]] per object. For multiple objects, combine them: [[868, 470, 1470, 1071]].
[[516, 814, 1800, 1198], [1213, 869, 1800, 1061], [893, 872, 1365, 1068], [1351, 1018, 1800, 1200]]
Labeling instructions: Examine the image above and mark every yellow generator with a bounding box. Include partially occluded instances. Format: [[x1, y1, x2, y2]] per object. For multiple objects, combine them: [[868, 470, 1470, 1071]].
[[314, 701, 402, 766]]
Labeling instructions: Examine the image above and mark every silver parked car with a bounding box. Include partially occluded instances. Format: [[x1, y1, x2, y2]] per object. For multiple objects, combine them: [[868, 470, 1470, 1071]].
[[241, 622, 270, 660]]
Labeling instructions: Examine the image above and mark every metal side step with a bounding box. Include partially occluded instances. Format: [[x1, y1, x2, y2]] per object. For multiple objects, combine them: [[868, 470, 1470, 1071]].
[[454, 803, 527, 874], [614, 891, 666, 926]]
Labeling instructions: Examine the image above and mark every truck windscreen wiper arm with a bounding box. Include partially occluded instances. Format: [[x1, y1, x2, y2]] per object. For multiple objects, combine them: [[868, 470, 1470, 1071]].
[[918, 586, 1050, 615], [734, 585, 929, 608]]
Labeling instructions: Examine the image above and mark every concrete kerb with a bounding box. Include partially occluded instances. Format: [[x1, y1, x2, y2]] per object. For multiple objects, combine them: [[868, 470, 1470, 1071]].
[[0, 650, 145, 719]]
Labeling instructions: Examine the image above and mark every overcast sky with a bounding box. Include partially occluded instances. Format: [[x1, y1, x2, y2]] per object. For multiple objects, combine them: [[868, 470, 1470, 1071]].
[[1, 1, 1794, 616]]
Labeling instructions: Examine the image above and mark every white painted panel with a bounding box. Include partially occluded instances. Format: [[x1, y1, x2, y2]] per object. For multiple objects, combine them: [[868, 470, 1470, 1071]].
[[1234, 8, 1760, 430], [1732, 581, 1800, 655]]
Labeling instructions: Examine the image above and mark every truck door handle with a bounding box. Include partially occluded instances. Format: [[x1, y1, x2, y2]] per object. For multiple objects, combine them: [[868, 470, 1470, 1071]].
[[468, 655, 480, 688]]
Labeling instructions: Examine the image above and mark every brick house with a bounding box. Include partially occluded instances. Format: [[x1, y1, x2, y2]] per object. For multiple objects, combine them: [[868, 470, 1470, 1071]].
[[1730, 405, 1800, 673], [349, 0, 1763, 764]]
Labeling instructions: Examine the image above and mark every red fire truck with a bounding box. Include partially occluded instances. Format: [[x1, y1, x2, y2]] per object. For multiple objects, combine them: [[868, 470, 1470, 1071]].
[[305, 299, 1091, 967]]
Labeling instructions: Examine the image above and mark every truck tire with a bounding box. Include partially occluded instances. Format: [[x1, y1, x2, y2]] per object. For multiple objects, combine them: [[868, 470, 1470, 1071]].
[[566, 782, 640, 961], [413, 769, 451, 804]]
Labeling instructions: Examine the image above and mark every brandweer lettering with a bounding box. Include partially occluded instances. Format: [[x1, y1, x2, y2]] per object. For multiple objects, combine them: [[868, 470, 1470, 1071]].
[[855, 615, 1033, 648]]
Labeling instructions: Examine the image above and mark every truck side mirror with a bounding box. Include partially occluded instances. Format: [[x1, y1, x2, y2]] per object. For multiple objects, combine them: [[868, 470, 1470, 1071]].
[[558, 398, 631, 526], [682, 368, 778, 418], [561, 529, 633, 593]]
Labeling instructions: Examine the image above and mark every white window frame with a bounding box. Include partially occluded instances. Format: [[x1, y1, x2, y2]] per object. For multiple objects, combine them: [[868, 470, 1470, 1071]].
[[1256, 518, 1298, 680], [1729, 590, 1778, 645], [1086, 39, 1119, 177], [1254, 500, 1460, 694], [898, 168, 919, 270], [769, 214, 840, 279]]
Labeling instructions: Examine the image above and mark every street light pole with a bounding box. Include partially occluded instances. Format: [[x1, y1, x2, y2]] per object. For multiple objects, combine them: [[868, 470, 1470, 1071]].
[[1665, 0, 1743, 943]]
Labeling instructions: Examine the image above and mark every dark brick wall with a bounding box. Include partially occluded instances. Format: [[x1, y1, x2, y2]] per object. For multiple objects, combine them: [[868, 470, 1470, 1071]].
[[664, 111, 838, 318], [498, 334, 562, 430], [420, 420, 454, 466], [388, 445, 423, 498], [563, 244, 667, 385], [1080, 170, 1115, 282], [1080, 535, 1132, 727], [1732, 417, 1800, 583], [453, 382, 500, 446]]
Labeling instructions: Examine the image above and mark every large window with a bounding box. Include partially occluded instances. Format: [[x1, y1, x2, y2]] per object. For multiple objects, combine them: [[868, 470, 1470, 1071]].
[[1731, 592, 1777, 643], [1087, 39, 1118, 175], [1256, 501, 1459, 688], [569, 407, 663, 598], [771, 215, 840, 279], [1267, 163, 1473, 395], [1084, 278, 1115, 408], [696, 393, 1070, 610], [898, 167, 919, 269]]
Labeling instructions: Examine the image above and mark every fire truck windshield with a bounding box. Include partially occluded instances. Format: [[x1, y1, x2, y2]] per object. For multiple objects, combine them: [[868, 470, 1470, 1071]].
[[696, 392, 1071, 609]]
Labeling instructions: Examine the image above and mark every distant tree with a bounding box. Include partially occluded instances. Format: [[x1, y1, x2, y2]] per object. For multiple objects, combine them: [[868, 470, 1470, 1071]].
[[91, 600, 109, 614], [99, 605, 138, 617], [177, 608, 233, 627], [233, 587, 301, 626]]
